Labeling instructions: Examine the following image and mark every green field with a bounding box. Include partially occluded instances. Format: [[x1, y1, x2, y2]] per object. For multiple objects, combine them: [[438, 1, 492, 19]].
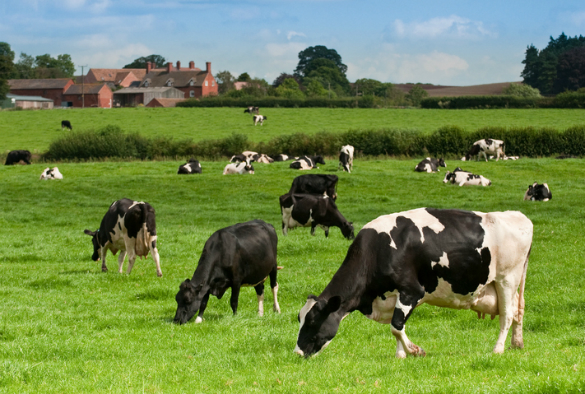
[[2, 107, 585, 153], [1, 154, 584, 392]]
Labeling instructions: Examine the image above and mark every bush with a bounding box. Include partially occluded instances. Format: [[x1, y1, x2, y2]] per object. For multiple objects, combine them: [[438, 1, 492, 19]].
[[176, 96, 375, 108], [502, 83, 542, 97], [553, 91, 585, 108]]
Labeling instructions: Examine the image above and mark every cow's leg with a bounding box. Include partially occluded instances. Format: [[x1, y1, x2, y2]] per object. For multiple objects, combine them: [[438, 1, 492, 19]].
[[269, 268, 281, 313], [510, 290, 524, 349], [390, 289, 426, 357], [493, 281, 517, 353], [150, 239, 162, 277], [117, 250, 127, 273], [195, 292, 210, 324], [100, 248, 108, 272], [125, 237, 137, 275], [254, 283, 265, 316], [310, 222, 317, 236], [230, 286, 241, 315]]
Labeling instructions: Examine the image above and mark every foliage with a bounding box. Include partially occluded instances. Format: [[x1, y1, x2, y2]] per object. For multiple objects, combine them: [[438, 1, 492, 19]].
[[406, 84, 429, 106], [13, 52, 36, 79], [0, 42, 15, 99], [214, 70, 235, 94], [304, 78, 331, 98], [237, 72, 251, 82], [294, 45, 347, 78], [502, 83, 542, 97], [272, 73, 301, 88], [123, 54, 166, 69], [553, 47, 585, 93], [177, 96, 365, 108], [34, 53, 75, 78], [224, 78, 269, 98], [552, 91, 585, 108], [421, 95, 554, 109], [306, 63, 350, 95], [274, 78, 305, 99]]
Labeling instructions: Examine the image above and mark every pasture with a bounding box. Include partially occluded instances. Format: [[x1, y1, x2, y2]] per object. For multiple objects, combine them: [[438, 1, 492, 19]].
[[2, 107, 585, 153], [0, 156, 584, 393]]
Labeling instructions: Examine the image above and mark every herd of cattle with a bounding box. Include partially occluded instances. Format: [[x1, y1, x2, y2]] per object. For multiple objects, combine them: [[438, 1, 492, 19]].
[[4, 118, 554, 358]]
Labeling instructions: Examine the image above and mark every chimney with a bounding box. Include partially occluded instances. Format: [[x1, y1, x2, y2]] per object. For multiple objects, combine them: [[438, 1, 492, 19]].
[[167, 62, 173, 73], [146, 62, 152, 73], [206, 62, 211, 74], [189, 61, 195, 70], [176, 61, 181, 71]]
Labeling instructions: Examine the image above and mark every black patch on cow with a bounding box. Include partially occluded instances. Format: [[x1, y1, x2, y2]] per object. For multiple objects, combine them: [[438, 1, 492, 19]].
[[289, 174, 338, 199], [485, 138, 492, 145]]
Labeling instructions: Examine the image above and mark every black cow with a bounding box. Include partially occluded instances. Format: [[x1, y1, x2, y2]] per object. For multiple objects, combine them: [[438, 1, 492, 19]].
[[244, 106, 259, 114], [84, 198, 162, 276], [414, 157, 446, 173], [61, 120, 72, 130], [279, 193, 354, 239], [524, 182, 552, 201], [5, 150, 31, 165], [295, 208, 533, 358], [178, 158, 202, 174], [173, 219, 280, 324], [289, 155, 326, 170], [289, 174, 338, 200]]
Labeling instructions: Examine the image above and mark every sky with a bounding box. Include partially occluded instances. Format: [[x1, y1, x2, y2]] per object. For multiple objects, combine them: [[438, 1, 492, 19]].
[[1, 0, 584, 86]]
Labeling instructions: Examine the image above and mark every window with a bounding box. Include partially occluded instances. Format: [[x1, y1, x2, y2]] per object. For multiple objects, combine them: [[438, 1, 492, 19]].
[[189, 80, 195, 86], [205, 80, 208, 86], [190, 91, 195, 98], [166, 79, 173, 87], [144, 81, 149, 87]]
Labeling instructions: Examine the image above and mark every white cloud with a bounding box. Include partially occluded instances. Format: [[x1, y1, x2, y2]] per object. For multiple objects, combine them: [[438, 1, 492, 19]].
[[392, 15, 495, 40], [287, 31, 306, 40], [77, 43, 152, 68]]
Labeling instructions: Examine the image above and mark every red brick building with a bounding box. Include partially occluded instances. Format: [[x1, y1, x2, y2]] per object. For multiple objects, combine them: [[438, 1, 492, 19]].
[[141, 61, 218, 98], [62, 84, 113, 108], [8, 79, 74, 107], [84, 68, 147, 88]]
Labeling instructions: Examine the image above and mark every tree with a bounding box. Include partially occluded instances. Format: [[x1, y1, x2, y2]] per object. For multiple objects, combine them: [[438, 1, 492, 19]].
[[304, 78, 332, 98], [274, 78, 304, 99], [294, 45, 347, 78], [406, 85, 429, 106], [306, 63, 350, 95], [215, 70, 235, 94], [34, 53, 75, 78], [0, 42, 15, 99], [272, 73, 301, 88], [237, 72, 251, 82], [553, 47, 585, 93], [502, 83, 541, 97], [124, 55, 166, 69], [14, 52, 36, 79]]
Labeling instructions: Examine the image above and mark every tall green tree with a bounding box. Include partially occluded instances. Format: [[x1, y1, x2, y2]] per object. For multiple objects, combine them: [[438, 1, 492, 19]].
[[553, 47, 585, 93], [306, 63, 350, 95], [237, 72, 251, 82], [34, 53, 75, 78], [272, 73, 301, 88], [406, 85, 429, 107], [294, 45, 347, 78], [14, 52, 36, 79], [215, 70, 235, 94], [124, 55, 166, 69], [0, 42, 15, 99]]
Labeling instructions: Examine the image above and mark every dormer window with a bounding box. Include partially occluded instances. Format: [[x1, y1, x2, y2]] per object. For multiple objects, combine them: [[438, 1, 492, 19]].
[[144, 80, 150, 87], [166, 79, 173, 87], [189, 79, 195, 87]]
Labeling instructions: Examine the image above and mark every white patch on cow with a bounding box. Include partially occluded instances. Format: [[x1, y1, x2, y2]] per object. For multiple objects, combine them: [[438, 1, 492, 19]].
[[430, 252, 450, 268], [297, 298, 318, 339], [257, 294, 264, 316], [424, 163, 432, 173], [395, 294, 413, 317], [195, 316, 203, 324], [272, 284, 281, 313], [367, 290, 398, 323], [422, 277, 484, 309], [128, 201, 145, 210]]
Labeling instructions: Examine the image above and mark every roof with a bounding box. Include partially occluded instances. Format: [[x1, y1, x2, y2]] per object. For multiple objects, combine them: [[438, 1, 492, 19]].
[[64, 84, 110, 95], [6, 94, 53, 102], [146, 98, 186, 108], [113, 87, 183, 94], [141, 70, 209, 88], [8, 78, 73, 90], [88, 68, 147, 83]]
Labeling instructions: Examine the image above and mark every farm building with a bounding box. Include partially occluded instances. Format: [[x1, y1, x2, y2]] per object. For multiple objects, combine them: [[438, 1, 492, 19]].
[[145, 98, 186, 108], [62, 84, 113, 108], [140, 61, 218, 98], [83, 68, 147, 89], [1, 94, 54, 109], [113, 87, 185, 107], [8, 78, 74, 107]]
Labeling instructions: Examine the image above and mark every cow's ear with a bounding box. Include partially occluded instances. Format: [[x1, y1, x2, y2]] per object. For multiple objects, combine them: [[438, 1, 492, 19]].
[[308, 294, 318, 301], [326, 296, 341, 313], [84, 229, 96, 236]]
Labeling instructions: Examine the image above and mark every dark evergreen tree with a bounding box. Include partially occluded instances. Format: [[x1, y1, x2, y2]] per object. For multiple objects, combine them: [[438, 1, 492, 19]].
[[0, 42, 15, 100], [124, 55, 166, 69], [553, 47, 585, 93]]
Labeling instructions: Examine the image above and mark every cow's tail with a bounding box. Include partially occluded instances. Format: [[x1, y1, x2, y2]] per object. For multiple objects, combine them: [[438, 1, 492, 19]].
[[138, 203, 150, 258], [517, 246, 530, 317]]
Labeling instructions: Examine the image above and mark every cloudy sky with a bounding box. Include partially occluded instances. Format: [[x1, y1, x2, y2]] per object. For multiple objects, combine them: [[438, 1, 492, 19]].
[[1, 0, 584, 85]]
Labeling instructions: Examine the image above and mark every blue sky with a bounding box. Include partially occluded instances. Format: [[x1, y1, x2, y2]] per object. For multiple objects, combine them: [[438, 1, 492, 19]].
[[1, 0, 584, 85]]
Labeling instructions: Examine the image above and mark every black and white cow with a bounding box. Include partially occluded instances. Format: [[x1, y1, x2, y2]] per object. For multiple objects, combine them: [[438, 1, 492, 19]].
[[414, 157, 446, 173], [443, 168, 491, 186], [339, 145, 354, 173], [279, 193, 354, 239], [230, 151, 258, 163], [274, 154, 291, 162], [289, 155, 326, 170], [177, 158, 202, 174], [255, 154, 274, 163], [464, 139, 505, 162], [223, 161, 254, 175], [524, 182, 552, 201], [84, 198, 162, 277], [253, 115, 267, 126], [5, 150, 31, 165], [40, 167, 63, 180], [289, 174, 338, 200], [173, 219, 280, 324], [61, 120, 72, 130], [294, 208, 533, 358], [244, 106, 259, 114]]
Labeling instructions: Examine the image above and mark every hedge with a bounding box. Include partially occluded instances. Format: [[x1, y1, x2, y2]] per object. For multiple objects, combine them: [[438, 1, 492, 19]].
[[421, 93, 585, 109], [176, 96, 373, 108]]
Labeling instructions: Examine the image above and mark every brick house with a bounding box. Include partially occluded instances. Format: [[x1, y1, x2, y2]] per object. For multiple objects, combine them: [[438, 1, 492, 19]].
[[140, 61, 218, 98], [84, 68, 147, 88], [8, 79, 74, 107], [62, 84, 113, 108]]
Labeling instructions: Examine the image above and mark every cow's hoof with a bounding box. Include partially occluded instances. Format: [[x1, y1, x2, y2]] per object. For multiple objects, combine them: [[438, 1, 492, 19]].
[[102, 267, 108, 272], [195, 316, 203, 324], [157, 272, 163, 277]]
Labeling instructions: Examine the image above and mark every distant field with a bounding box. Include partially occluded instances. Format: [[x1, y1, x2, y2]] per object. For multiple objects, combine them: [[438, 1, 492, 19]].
[[2, 107, 585, 153], [0, 158, 584, 392]]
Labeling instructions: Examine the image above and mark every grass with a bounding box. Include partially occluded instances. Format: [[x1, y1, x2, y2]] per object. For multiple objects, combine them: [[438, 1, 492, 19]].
[[2, 107, 585, 153], [0, 156, 584, 393]]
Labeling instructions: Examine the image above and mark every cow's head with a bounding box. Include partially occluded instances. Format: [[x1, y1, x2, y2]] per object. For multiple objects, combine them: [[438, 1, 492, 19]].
[[245, 164, 255, 174], [174, 279, 209, 324], [83, 229, 100, 261], [341, 221, 355, 240], [314, 156, 326, 165], [295, 295, 342, 357], [523, 183, 537, 200], [465, 144, 480, 161], [438, 158, 446, 167], [443, 172, 455, 184]]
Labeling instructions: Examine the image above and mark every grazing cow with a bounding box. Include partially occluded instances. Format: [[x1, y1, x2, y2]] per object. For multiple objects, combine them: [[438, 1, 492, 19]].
[[339, 145, 355, 173], [178, 158, 202, 174], [490, 155, 519, 161], [253, 115, 267, 126], [443, 169, 491, 186], [464, 139, 505, 162], [289, 155, 326, 170], [289, 174, 338, 200], [255, 154, 274, 164], [274, 154, 290, 162], [61, 120, 72, 130], [294, 208, 533, 358], [173, 220, 280, 324], [524, 182, 552, 201], [223, 161, 254, 175], [244, 106, 259, 114], [279, 193, 354, 239], [414, 157, 446, 173], [40, 167, 63, 180], [84, 198, 162, 277], [5, 150, 32, 165]]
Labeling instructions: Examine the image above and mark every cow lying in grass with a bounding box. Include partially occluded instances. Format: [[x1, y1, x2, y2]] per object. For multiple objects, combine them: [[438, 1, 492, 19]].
[[414, 157, 446, 173], [443, 168, 491, 186], [524, 182, 552, 201], [40, 167, 63, 180]]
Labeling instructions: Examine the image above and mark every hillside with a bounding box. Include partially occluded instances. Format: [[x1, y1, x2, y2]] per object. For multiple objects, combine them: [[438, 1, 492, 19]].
[[395, 82, 522, 97]]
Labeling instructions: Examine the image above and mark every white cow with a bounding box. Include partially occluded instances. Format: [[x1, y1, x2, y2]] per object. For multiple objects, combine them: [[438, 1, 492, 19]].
[[40, 167, 63, 180], [339, 145, 355, 173], [253, 115, 267, 126], [223, 162, 255, 175], [444, 169, 491, 186]]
